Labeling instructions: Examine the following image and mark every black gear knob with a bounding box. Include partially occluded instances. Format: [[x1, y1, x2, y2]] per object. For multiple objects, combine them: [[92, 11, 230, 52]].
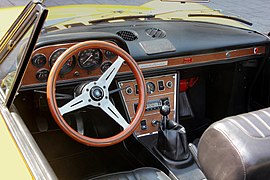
[[160, 105, 170, 116]]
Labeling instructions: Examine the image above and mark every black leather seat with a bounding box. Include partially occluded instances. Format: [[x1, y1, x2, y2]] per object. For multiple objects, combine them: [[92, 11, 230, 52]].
[[198, 107, 270, 180], [90, 167, 171, 180]]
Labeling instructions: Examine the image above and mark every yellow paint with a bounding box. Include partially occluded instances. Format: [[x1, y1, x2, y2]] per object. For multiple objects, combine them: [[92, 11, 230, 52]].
[[0, 6, 23, 37], [0, 114, 32, 179], [0, 0, 249, 38]]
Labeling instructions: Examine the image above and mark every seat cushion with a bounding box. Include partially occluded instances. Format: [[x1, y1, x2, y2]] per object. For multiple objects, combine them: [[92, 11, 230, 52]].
[[90, 167, 171, 180], [198, 107, 270, 180]]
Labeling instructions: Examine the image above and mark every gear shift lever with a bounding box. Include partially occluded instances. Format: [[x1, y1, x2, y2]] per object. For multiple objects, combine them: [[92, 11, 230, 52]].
[[160, 105, 170, 129], [157, 105, 190, 161]]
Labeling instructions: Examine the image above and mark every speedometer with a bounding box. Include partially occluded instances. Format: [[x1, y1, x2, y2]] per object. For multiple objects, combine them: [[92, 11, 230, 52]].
[[78, 49, 102, 70], [49, 48, 76, 75]]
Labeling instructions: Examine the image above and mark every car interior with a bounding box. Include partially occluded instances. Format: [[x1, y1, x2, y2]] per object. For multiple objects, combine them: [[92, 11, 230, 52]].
[[6, 3, 270, 179]]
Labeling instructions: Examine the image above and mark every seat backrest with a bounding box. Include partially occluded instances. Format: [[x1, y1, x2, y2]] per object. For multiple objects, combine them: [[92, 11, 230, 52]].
[[198, 107, 270, 180]]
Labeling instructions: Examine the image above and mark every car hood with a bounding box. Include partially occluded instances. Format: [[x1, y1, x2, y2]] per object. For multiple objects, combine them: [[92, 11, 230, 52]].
[[0, 0, 249, 38]]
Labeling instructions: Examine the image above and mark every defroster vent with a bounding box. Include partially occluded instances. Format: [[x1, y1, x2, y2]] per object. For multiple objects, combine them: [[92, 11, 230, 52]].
[[116, 30, 138, 41], [145, 28, 166, 38]]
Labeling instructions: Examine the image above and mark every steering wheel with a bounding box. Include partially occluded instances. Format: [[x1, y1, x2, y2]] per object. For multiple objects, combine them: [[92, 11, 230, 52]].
[[47, 41, 147, 147]]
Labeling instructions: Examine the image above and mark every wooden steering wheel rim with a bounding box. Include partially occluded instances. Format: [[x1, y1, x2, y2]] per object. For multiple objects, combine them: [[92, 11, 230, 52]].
[[47, 41, 147, 147]]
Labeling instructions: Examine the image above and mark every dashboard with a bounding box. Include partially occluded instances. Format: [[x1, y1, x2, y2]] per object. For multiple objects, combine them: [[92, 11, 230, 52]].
[[21, 43, 266, 88], [19, 20, 270, 137]]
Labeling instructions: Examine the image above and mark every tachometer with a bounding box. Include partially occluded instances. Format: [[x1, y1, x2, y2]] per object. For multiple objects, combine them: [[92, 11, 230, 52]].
[[49, 48, 76, 75], [78, 49, 102, 70]]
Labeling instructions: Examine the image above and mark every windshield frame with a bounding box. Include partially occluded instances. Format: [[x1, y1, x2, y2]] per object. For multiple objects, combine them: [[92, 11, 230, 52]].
[[0, 1, 48, 108]]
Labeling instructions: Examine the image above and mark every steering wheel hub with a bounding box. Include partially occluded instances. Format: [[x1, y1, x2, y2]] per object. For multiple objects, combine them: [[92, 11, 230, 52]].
[[90, 86, 104, 101]]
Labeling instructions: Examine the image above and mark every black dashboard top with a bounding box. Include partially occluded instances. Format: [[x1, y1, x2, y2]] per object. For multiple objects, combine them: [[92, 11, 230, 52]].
[[40, 20, 270, 61]]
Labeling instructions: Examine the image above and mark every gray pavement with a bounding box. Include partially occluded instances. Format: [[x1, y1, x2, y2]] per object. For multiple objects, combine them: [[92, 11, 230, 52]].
[[206, 0, 270, 34], [0, 0, 269, 33]]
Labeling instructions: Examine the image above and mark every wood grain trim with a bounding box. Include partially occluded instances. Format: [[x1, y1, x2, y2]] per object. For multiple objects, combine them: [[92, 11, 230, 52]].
[[21, 42, 119, 86], [22, 45, 266, 87], [134, 113, 175, 136], [118, 46, 266, 73], [118, 74, 176, 136]]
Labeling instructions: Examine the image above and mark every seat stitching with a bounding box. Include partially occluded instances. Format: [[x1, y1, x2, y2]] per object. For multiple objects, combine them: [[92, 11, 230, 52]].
[[250, 112, 270, 134], [215, 126, 247, 180], [238, 115, 265, 137]]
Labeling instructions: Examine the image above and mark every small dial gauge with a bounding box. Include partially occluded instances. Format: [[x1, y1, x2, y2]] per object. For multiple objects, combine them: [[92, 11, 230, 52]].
[[100, 61, 112, 73], [49, 48, 76, 75], [36, 69, 49, 82], [146, 82, 155, 94], [78, 49, 102, 70], [105, 50, 117, 60], [32, 54, 46, 68]]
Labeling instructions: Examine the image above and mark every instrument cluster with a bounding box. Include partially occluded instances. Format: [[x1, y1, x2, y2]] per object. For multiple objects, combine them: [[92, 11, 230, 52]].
[[30, 44, 118, 83]]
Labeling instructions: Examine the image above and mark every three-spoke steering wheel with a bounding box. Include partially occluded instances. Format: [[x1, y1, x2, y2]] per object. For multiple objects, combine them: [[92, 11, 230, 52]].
[[47, 41, 147, 147]]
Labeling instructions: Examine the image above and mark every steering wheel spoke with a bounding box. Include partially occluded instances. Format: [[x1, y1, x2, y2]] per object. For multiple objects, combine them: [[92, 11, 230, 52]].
[[97, 56, 124, 86], [59, 93, 89, 115], [100, 99, 129, 129]]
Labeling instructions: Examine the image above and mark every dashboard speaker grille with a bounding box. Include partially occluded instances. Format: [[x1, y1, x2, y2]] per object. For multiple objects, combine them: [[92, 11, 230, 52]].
[[146, 28, 166, 38], [116, 30, 138, 41]]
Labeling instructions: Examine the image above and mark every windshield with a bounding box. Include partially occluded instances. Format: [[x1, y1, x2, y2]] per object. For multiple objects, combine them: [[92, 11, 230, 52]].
[[0, 26, 33, 94], [0, 2, 47, 107], [1, 0, 268, 36], [39, 0, 256, 34]]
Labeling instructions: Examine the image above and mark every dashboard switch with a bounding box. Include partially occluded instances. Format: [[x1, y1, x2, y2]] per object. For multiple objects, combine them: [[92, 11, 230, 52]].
[[158, 80, 165, 91], [141, 120, 147, 130], [135, 84, 139, 95]]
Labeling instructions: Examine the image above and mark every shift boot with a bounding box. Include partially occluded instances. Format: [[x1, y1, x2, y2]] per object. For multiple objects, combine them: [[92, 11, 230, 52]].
[[157, 105, 189, 161]]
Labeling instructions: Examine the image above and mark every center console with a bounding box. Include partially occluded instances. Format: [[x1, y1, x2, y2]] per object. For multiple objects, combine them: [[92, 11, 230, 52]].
[[118, 73, 206, 180], [117, 73, 177, 137]]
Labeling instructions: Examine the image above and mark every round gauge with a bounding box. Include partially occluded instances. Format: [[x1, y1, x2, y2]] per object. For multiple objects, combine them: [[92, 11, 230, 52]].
[[100, 61, 112, 73], [32, 54, 46, 68], [146, 82, 155, 94], [105, 50, 117, 60], [49, 48, 76, 75], [78, 49, 102, 70], [36, 69, 49, 82]]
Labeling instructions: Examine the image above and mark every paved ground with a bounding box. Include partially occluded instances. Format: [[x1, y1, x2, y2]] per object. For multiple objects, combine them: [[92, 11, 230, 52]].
[[1, 0, 269, 33], [206, 0, 270, 34]]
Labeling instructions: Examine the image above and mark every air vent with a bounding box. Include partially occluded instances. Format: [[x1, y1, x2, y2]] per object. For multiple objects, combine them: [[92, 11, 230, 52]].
[[145, 28, 166, 38], [116, 30, 138, 41]]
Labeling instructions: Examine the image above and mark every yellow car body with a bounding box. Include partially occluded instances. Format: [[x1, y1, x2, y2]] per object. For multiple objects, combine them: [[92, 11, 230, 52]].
[[0, 115, 33, 179], [0, 0, 248, 38]]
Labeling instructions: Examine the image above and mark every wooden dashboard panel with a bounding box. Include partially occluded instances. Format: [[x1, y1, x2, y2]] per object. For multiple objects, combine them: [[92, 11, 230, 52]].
[[119, 46, 266, 72], [118, 74, 177, 136], [21, 44, 265, 88], [21, 42, 118, 86]]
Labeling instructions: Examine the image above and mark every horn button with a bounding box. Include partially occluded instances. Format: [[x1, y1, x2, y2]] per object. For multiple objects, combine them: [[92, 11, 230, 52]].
[[90, 86, 104, 101]]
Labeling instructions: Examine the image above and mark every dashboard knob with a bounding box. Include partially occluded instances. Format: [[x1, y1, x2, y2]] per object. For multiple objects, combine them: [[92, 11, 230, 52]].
[[125, 87, 133, 95], [166, 81, 173, 88]]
